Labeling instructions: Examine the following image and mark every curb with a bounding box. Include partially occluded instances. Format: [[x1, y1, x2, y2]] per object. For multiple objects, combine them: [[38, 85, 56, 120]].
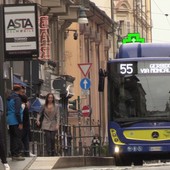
[[53, 156, 114, 169], [23, 157, 37, 170]]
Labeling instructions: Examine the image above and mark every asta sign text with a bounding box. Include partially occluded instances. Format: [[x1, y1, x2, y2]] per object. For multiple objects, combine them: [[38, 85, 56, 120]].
[[3, 4, 39, 60]]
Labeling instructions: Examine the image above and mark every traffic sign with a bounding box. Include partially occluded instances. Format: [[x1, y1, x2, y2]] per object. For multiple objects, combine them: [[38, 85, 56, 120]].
[[82, 105, 91, 117], [80, 78, 91, 90], [81, 89, 90, 95], [78, 63, 92, 77]]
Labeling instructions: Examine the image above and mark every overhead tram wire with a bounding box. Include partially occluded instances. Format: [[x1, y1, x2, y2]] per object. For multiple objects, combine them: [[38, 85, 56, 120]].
[[165, 14, 170, 27], [97, 3, 170, 30], [152, 39, 170, 42], [152, 0, 170, 27], [98, 4, 170, 16], [94, 2, 170, 42], [152, 0, 164, 14], [153, 27, 170, 31]]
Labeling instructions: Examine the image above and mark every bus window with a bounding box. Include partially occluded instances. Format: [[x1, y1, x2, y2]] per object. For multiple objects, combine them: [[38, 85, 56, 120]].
[[109, 61, 170, 122]]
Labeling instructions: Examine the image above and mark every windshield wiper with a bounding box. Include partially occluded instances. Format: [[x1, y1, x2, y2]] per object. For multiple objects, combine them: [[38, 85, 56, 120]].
[[116, 118, 170, 127], [118, 120, 146, 127]]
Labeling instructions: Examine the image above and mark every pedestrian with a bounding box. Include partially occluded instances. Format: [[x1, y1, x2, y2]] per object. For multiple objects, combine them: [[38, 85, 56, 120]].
[[36, 93, 60, 156], [20, 94, 31, 157], [20, 86, 36, 157], [7, 85, 25, 161], [91, 134, 100, 156], [0, 96, 10, 170]]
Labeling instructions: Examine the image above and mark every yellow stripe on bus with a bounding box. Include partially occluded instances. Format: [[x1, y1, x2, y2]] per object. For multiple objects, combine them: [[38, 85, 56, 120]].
[[123, 129, 170, 141], [110, 128, 170, 143]]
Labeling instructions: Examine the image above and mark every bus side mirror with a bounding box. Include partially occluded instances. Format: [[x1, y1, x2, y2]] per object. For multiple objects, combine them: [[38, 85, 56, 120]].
[[98, 68, 107, 92]]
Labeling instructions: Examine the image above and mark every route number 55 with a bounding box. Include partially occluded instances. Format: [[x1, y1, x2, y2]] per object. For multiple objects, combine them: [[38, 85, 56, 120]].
[[120, 63, 133, 74]]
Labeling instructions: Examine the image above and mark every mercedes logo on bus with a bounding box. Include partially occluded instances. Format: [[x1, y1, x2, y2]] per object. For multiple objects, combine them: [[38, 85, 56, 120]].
[[152, 131, 159, 139]]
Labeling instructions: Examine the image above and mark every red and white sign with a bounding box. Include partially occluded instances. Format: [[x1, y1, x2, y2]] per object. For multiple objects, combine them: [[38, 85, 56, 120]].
[[78, 63, 92, 77], [39, 16, 51, 60], [82, 105, 91, 117]]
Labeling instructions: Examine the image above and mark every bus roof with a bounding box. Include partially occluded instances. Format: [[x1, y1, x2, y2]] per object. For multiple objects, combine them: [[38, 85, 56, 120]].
[[117, 43, 170, 58]]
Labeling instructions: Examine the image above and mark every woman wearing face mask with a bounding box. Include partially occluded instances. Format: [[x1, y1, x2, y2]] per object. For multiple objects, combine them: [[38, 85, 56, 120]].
[[36, 93, 60, 156]]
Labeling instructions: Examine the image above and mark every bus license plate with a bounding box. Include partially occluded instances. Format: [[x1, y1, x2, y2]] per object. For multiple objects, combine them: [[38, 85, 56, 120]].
[[149, 147, 162, 151]]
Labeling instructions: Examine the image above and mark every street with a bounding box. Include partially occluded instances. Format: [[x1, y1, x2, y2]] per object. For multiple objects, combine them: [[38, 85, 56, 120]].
[[1, 1, 170, 170], [55, 162, 170, 170], [1, 157, 170, 170]]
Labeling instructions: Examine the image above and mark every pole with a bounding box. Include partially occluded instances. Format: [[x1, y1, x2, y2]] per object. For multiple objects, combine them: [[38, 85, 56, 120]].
[[99, 92, 102, 156], [60, 96, 68, 156], [0, 5, 7, 151], [78, 96, 82, 155], [111, 0, 115, 57], [133, 0, 136, 32], [30, 60, 32, 97], [72, 125, 76, 156], [10, 62, 13, 90]]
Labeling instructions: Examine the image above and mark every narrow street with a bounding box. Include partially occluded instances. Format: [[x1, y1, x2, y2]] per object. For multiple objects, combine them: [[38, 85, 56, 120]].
[[55, 162, 170, 170]]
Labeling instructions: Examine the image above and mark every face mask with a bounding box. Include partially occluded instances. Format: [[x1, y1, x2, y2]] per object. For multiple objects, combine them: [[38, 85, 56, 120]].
[[20, 95, 27, 103]]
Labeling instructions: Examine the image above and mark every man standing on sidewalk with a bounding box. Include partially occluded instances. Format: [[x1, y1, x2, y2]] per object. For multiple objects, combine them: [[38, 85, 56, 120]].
[[7, 85, 25, 161], [0, 95, 10, 169]]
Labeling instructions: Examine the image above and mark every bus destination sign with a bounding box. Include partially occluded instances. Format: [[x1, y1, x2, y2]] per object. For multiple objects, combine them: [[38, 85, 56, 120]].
[[118, 61, 170, 75], [118, 62, 137, 75], [139, 63, 170, 74]]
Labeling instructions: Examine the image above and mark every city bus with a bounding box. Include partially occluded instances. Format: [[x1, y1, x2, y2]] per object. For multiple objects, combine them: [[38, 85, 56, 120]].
[[107, 43, 170, 166]]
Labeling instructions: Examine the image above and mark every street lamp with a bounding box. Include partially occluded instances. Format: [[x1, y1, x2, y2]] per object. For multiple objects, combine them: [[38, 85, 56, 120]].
[[78, 7, 88, 24]]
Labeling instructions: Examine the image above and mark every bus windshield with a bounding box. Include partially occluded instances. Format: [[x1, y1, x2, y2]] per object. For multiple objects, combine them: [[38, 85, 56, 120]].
[[108, 60, 170, 123]]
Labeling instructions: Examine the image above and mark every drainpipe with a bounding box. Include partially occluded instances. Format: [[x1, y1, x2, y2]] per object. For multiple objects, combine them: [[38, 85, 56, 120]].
[[111, 0, 115, 57], [87, 38, 92, 129], [56, 18, 60, 75], [133, 0, 136, 32]]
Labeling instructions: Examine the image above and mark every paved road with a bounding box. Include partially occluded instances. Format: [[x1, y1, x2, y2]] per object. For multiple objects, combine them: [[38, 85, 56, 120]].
[[1, 157, 170, 170], [55, 162, 170, 170]]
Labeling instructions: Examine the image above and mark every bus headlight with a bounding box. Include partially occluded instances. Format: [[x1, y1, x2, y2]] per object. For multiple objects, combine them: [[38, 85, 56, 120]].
[[114, 146, 120, 153]]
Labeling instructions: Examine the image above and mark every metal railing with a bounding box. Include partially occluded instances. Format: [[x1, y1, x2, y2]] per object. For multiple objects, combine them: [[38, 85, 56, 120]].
[[29, 113, 101, 156], [72, 125, 101, 156]]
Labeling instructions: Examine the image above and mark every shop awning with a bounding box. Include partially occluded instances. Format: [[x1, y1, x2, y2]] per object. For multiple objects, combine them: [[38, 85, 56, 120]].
[[29, 97, 42, 113], [13, 75, 28, 87]]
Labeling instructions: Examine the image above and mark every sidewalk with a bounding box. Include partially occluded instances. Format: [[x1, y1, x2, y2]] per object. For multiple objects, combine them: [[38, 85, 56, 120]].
[[0, 156, 114, 170], [0, 157, 36, 170]]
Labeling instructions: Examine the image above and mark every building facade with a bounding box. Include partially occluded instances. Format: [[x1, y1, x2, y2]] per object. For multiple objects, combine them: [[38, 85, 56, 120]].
[[91, 0, 152, 56], [0, 0, 93, 155], [64, 2, 115, 146], [64, 0, 152, 147], [113, 0, 152, 49], [0, 0, 152, 154]]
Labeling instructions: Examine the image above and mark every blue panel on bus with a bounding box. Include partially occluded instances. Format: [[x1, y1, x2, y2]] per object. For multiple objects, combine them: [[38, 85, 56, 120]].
[[117, 43, 170, 58]]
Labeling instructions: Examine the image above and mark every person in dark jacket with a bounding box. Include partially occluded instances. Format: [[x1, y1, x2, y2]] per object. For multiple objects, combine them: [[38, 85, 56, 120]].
[[7, 85, 25, 161], [0, 96, 10, 169], [21, 94, 30, 157]]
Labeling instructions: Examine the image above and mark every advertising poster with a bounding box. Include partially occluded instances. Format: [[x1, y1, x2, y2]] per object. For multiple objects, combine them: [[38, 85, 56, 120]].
[[3, 4, 39, 60]]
